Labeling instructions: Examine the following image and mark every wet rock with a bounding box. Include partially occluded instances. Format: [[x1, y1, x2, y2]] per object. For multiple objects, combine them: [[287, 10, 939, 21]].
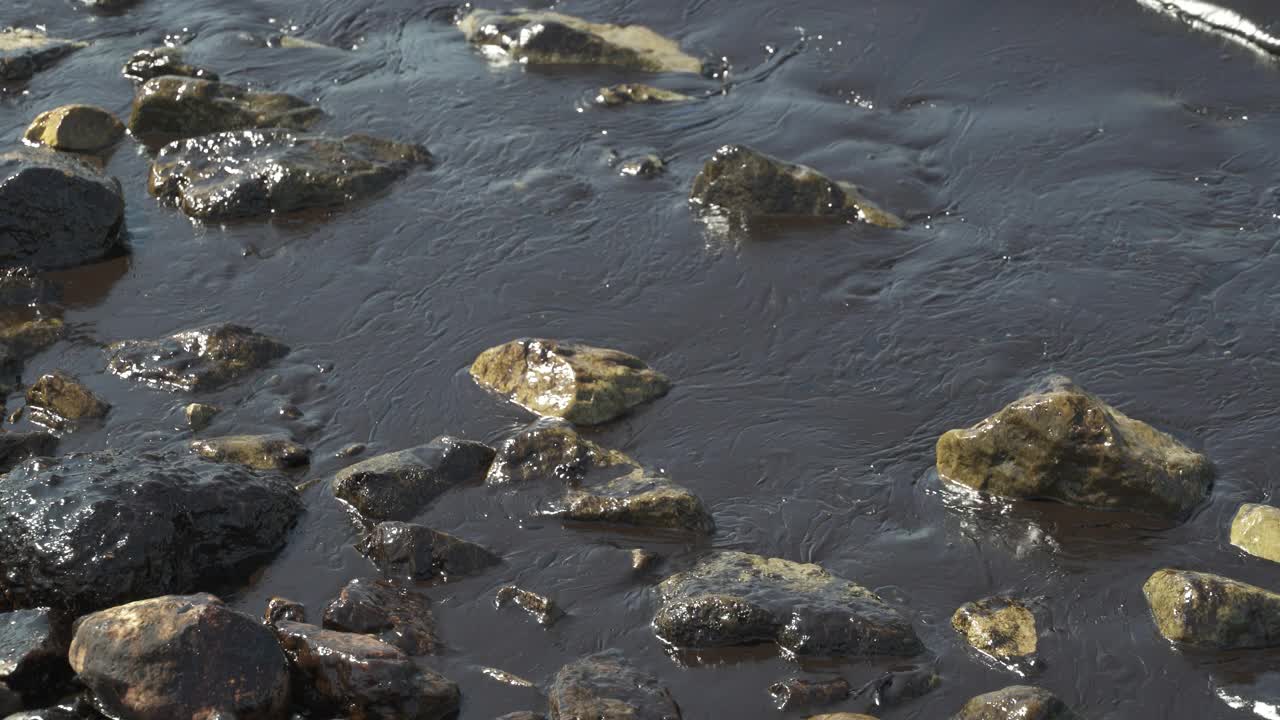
[[128, 76, 321, 145], [619, 155, 665, 178], [1143, 568, 1280, 649], [486, 418, 637, 485], [0, 148, 125, 271], [122, 47, 219, 84], [459, 9, 702, 73], [0, 432, 56, 474], [653, 551, 922, 658], [337, 442, 367, 458], [952, 596, 1038, 662], [0, 29, 86, 84], [495, 585, 561, 626], [183, 402, 219, 431], [0, 268, 59, 308], [0, 609, 69, 703], [80, 0, 140, 11], [70, 594, 288, 720], [850, 662, 941, 712], [24, 372, 110, 430], [632, 549, 659, 571], [0, 451, 301, 615], [149, 129, 431, 221], [596, 83, 690, 107], [107, 323, 289, 392], [23, 106, 124, 154], [689, 145, 904, 229], [323, 578, 438, 655], [333, 437, 494, 522], [264, 596, 307, 625], [809, 715, 878, 720], [952, 686, 1079, 720], [553, 469, 715, 534], [3, 699, 102, 720], [0, 686, 18, 715], [769, 677, 851, 711], [274, 621, 460, 720], [548, 650, 680, 720], [1230, 503, 1280, 564], [935, 379, 1213, 520], [192, 433, 310, 470], [471, 339, 671, 426], [357, 521, 501, 580]]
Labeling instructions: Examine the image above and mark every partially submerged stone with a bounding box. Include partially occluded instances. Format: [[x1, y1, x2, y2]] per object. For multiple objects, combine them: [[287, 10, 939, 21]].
[[0, 29, 86, 84], [936, 379, 1213, 520], [0, 267, 59, 308], [689, 145, 904, 229], [619, 154, 666, 178], [264, 596, 306, 625], [471, 339, 671, 426], [495, 585, 562, 626], [952, 596, 1038, 662], [1143, 568, 1280, 649], [333, 437, 495, 522], [149, 129, 431, 221], [0, 608, 69, 703], [357, 521, 501, 580], [128, 76, 321, 145], [486, 417, 637, 485], [953, 686, 1079, 720], [854, 663, 941, 713], [1230, 503, 1280, 564], [23, 106, 124, 153], [192, 433, 310, 470], [24, 371, 110, 430], [654, 551, 922, 658], [0, 432, 56, 474], [122, 47, 219, 84], [323, 578, 438, 655], [553, 469, 714, 534], [106, 323, 289, 392], [459, 9, 702, 73], [548, 650, 681, 720], [809, 715, 879, 720], [184, 402, 219, 431], [596, 83, 690, 107], [769, 677, 850, 711]]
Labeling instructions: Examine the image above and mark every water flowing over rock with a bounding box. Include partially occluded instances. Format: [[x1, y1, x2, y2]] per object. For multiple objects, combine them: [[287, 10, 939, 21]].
[[191, 433, 310, 470], [128, 76, 321, 145], [1143, 568, 1280, 649], [548, 650, 681, 720], [23, 106, 123, 154], [952, 596, 1039, 663], [495, 585, 562, 626], [486, 418, 637, 485], [0, 433, 56, 474], [552, 469, 714, 534], [952, 685, 1079, 720], [596, 83, 690, 107], [0, 609, 70, 704], [357, 521, 500, 580], [106, 323, 289, 392], [24, 372, 110, 430], [122, 47, 219, 84], [323, 578, 438, 655], [0, 29, 85, 84], [333, 437, 495, 522], [1230, 503, 1280, 564]]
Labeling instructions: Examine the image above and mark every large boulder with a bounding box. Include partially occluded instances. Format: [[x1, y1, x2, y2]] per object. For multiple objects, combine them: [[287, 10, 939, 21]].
[[935, 379, 1212, 520], [553, 469, 714, 534], [952, 686, 1078, 720], [653, 551, 922, 658], [332, 437, 494, 522], [548, 651, 681, 720], [24, 371, 110, 430], [486, 418, 637, 485], [0, 451, 301, 615], [471, 339, 671, 426], [122, 47, 219, 84], [128, 76, 321, 145], [356, 521, 500, 580], [191, 434, 310, 471], [322, 578, 438, 655], [0, 608, 70, 704], [0, 149, 125, 271], [1230, 503, 1280, 564], [106, 323, 288, 392], [951, 596, 1039, 663], [688, 145, 904, 229], [69, 594, 289, 720], [0, 29, 85, 84], [23, 106, 124, 154], [1143, 568, 1280, 649]]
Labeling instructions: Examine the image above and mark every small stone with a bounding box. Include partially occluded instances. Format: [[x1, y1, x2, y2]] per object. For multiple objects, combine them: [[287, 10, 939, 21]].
[[0, 432, 56, 473], [24, 106, 124, 153], [192, 434, 310, 471], [631, 549, 658, 571], [952, 596, 1039, 662], [337, 442, 367, 458], [323, 578, 438, 655], [264, 596, 306, 625], [769, 677, 851, 711], [333, 437, 494, 522], [0, 29, 86, 84], [481, 668, 537, 688], [495, 585, 562, 626], [496, 712, 545, 720], [128, 76, 322, 146], [1230, 503, 1280, 564], [0, 608, 70, 703], [619, 155, 665, 178], [553, 469, 714, 534], [1143, 568, 1280, 650], [595, 83, 690, 107], [853, 663, 941, 712], [952, 686, 1079, 720], [122, 47, 218, 84], [24, 371, 110, 429], [107, 323, 288, 392], [548, 650, 680, 720], [277, 402, 303, 419], [184, 402, 219, 431], [357, 521, 501, 581]]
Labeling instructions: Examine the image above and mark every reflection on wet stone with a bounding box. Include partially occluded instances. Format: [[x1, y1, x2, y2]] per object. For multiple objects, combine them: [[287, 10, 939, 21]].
[[333, 437, 495, 522], [107, 323, 289, 392], [128, 76, 321, 146]]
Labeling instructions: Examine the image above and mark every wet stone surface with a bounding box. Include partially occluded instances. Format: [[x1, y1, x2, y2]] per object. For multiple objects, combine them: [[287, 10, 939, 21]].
[[769, 677, 851, 711], [1230, 503, 1280, 564], [121, 47, 219, 84], [0, 608, 69, 704], [1143, 568, 1280, 650], [495, 585, 562, 626], [106, 323, 289, 392], [264, 596, 307, 625], [548, 650, 681, 720], [24, 371, 110, 430], [485, 417, 637, 486], [0, 29, 85, 84], [357, 521, 501, 581], [191, 433, 310, 471], [952, 685, 1079, 720], [333, 436, 495, 522], [553, 469, 714, 534], [951, 596, 1040, 663], [323, 578, 439, 655], [595, 83, 691, 107], [23, 105, 124, 154], [128, 76, 321, 146]]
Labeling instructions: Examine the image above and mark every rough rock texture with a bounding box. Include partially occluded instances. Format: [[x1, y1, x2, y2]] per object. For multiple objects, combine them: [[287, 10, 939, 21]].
[[24, 372, 110, 429], [769, 677, 851, 711], [122, 47, 219, 84], [333, 437, 495, 522], [0, 608, 69, 703], [69, 594, 290, 720], [0, 433, 56, 474], [106, 323, 289, 392], [459, 10, 702, 73], [184, 402, 219, 431], [0, 451, 301, 615], [0, 148, 125, 271], [357, 521, 500, 580], [322, 578, 438, 655], [1230, 503, 1280, 564], [486, 418, 636, 485], [936, 380, 1213, 520], [149, 129, 431, 221], [128, 76, 321, 145], [192, 434, 310, 470], [264, 596, 306, 625], [554, 469, 714, 533], [274, 621, 460, 720], [654, 551, 922, 658], [952, 686, 1079, 720], [471, 339, 671, 426], [689, 145, 904, 229], [596, 83, 690, 107], [23, 106, 124, 153], [0, 29, 86, 84], [952, 596, 1038, 661], [1143, 568, 1280, 649], [548, 651, 681, 720], [495, 585, 561, 626]]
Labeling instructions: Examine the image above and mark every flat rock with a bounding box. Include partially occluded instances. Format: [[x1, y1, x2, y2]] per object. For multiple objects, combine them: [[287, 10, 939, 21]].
[[23, 106, 124, 153], [128, 76, 321, 145], [332, 437, 494, 522], [553, 469, 714, 534], [1143, 568, 1280, 649], [596, 83, 690, 107], [106, 323, 288, 392], [952, 596, 1038, 662], [0, 29, 86, 84], [322, 578, 438, 655], [471, 339, 671, 426], [0, 608, 69, 703], [952, 686, 1079, 720], [192, 433, 310, 470], [149, 129, 430, 221], [1230, 503, 1280, 564], [653, 551, 922, 658], [122, 47, 219, 84], [486, 418, 637, 485], [24, 371, 110, 430], [357, 521, 500, 580], [548, 650, 681, 720]]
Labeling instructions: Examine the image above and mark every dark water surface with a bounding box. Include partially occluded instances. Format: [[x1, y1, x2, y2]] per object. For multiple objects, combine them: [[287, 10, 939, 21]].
[[5, 0, 1280, 717]]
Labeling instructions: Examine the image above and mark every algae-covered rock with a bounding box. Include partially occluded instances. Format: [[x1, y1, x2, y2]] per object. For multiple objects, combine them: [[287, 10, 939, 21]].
[[596, 83, 690, 107], [654, 551, 922, 658], [128, 76, 321, 145], [333, 437, 495, 522], [486, 417, 637, 485], [548, 650, 681, 720], [356, 521, 501, 580], [459, 9, 702, 73], [323, 578, 438, 655], [936, 379, 1212, 520], [1230, 503, 1280, 564], [1143, 568, 1280, 649], [24, 106, 124, 154], [0, 29, 86, 84], [192, 434, 309, 471], [122, 47, 219, 84], [553, 469, 714, 534], [149, 129, 431, 221], [471, 339, 671, 426], [24, 371, 110, 429], [107, 323, 288, 392], [952, 596, 1038, 662], [689, 145, 904, 229], [952, 686, 1079, 720]]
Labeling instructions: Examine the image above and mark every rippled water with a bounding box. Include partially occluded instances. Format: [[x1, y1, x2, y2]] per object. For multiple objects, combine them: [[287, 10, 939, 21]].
[[5, 0, 1280, 717]]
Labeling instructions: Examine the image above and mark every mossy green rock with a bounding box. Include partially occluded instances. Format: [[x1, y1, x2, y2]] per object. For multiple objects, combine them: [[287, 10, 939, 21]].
[[24, 105, 124, 153], [128, 76, 322, 146], [936, 380, 1212, 520], [25, 370, 110, 429], [107, 323, 288, 392], [952, 596, 1038, 661], [555, 469, 714, 534], [0, 28, 86, 83], [1143, 568, 1280, 649], [471, 339, 671, 426], [1230, 503, 1280, 564], [192, 434, 310, 471], [654, 551, 922, 658], [952, 686, 1079, 720], [486, 418, 637, 485]]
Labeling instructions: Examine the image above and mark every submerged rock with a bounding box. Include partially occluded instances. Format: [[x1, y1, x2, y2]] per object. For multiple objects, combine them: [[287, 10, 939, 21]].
[[23, 106, 124, 154], [495, 585, 562, 626], [106, 323, 289, 392], [689, 145, 904, 229], [323, 578, 438, 655], [192, 433, 310, 470], [24, 372, 110, 430], [1230, 503, 1280, 564], [471, 339, 671, 426], [0, 451, 301, 615], [459, 9, 702, 73], [654, 551, 922, 658], [128, 76, 321, 145], [936, 379, 1213, 520], [497, 714, 546, 720], [952, 686, 1079, 720], [0, 267, 60, 308], [122, 47, 219, 84], [769, 677, 851, 711], [486, 418, 637, 485], [333, 437, 495, 522], [183, 402, 219, 431], [264, 596, 306, 625], [952, 596, 1039, 663], [548, 651, 681, 720], [0, 608, 69, 703], [0, 432, 56, 474], [619, 154, 666, 178], [553, 469, 714, 534], [0, 29, 86, 84], [149, 129, 431, 221], [357, 521, 500, 580], [596, 83, 690, 107], [1143, 568, 1280, 649]]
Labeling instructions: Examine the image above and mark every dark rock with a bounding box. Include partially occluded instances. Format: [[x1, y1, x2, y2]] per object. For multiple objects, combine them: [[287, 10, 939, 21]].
[[0, 451, 301, 615], [3, 700, 101, 719], [549, 650, 680, 720], [553, 469, 714, 534], [595, 84, 689, 107], [69, 594, 290, 720], [0, 685, 19, 714], [128, 76, 321, 146], [24, 372, 110, 430], [769, 677, 851, 711], [264, 596, 307, 625], [0, 29, 85, 84], [106, 323, 289, 392], [0, 268, 59, 308], [80, 0, 140, 11], [0, 609, 70, 703], [357, 521, 500, 580], [332, 437, 494, 522], [337, 442, 366, 458], [122, 47, 219, 84], [192, 434, 310, 470], [486, 418, 637, 485], [481, 667, 536, 688], [619, 155, 665, 178], [952, 686, 1079, 720], [0, 432, 56, 474], [1230, 503, 1280, 564], [851, 663, 941, 712], [496, 714, 545, 720], [495, 585, 561, 626], [183, 402, 219, 431], [1143, 568, 1280, 649], [149, 129, 431, 221], [322, 578, 438, 655], [24, 106, 124, 154]]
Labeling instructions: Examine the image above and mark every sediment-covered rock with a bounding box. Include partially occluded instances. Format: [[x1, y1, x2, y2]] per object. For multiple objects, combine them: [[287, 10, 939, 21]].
[[0, 29, 86, 84], [553, 469, 714, 533], [952, 596, 1039, 662], [952, 686, 1078, 720], [495, 585, 561, 626], [191, 433, 310, 470], [323, 578, 438, 655], [106, 323, 288, 392], [264, 596, 306, 625], [0, 608, 69, 703], [548, 650, 681, 720], [24, 371, 110, 430], [128, 76, 321, 145], [356, 521, 500, 580], [1230, 503, 1280, 564], [486, 418, 637, 485], [333, 437, 494, 522], [769, 677, 850, 711], [1143, 568, 1280, 649], [596, 83, 690, 107], [23, 106, 124, 153], [122, 47, 219, 84]]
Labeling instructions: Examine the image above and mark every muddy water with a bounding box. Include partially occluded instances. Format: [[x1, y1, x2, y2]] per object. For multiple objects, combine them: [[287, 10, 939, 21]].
[[5, 0, 1280, 717]]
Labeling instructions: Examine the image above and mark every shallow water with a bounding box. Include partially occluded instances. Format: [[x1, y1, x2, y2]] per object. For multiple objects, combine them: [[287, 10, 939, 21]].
[[5, 0, 1280, 717]]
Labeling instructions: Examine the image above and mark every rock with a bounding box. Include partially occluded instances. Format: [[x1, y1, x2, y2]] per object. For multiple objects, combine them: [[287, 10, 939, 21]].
[[337, 442, 366, 458], [122, 47, 219, 84], [471, 339, 671, 426], [322, 578, 438, 655], [69, 594, 289, 720], [0, 451, 301, 615], [548, 650, 681, 720], [769, 677, 851, 711], [936, 379, 1213, 520], [495, 585, 561, 626], [952, 596, 1038, 662], [1230, 503, 1280, 564], [183, 402, 219, 431], [486, 418, 637, 485], [952, 686, 1079, 720], [0, 433, 56, 474], [809, 715, 878, 720], [128, 76, 321, 146], [79, 0, 139, 11], [0, 268, 59, 307], [24, 372, 110, 429], [149, 129, 431, 221], [0, 29, 86, 84], [264, 596, 306, 625], [3, 699, 100, 719], [332, 437, 495, 522], [0, 148, 125, 271], [23, 106, 124, 154], [653, 551, 922, 658], [357, 521, 500, 581], [0, 686, 18, 715], [192, 434, 310, 470], [496, 714, 545, 720], [274, 621, 460, 720], [852, 663, 941, 712], [553, 469, 715, 534], [689, 145, 904, 229], [106, 323, 289, 392], [458, 9, 702, 73], [0, 609, 69, 703], [482, 668, 536, 688], [632, 549, 658, 571], [1142, 568, 1280, 649], [595, 83, 690, 107], [619, 155, 666, 178]]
